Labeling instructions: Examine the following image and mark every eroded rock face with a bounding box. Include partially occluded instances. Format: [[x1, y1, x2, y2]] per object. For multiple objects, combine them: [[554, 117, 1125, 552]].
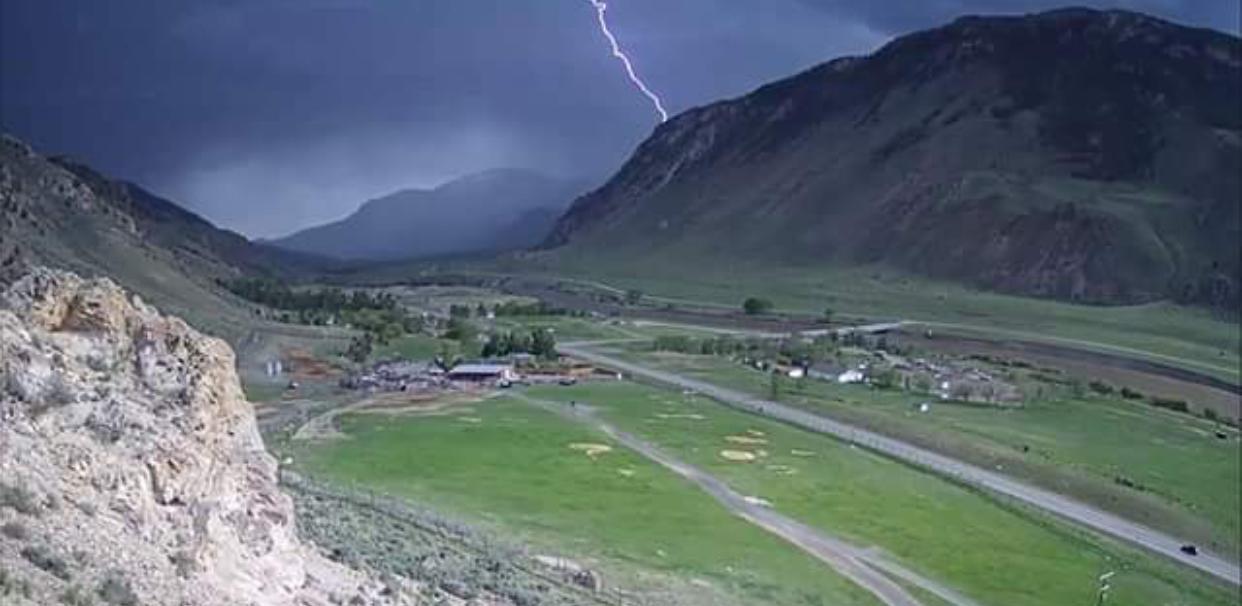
[[0, 268, 412, 605]]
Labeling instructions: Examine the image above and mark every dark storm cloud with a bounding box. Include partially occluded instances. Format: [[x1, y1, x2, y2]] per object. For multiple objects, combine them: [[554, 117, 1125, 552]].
[[796, 0, 1238, 35], [1, 1, 1235, 237]]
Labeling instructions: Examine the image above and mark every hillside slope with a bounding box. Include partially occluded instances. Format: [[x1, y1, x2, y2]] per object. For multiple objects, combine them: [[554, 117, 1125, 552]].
[[273, 169, 583, 261], [0, 135, 321, 340], [546, 8, 1240, 308]]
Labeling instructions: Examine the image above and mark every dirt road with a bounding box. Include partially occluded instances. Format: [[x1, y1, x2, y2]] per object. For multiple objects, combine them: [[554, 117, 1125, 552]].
[[513, 393, 982, 606], [559, 344, 1242, 586]]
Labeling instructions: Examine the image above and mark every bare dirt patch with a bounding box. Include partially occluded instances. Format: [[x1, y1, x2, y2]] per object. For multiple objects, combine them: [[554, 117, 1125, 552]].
[[719, 450, 757, 462], [568, 443, 614, 459], [293, 391, 491, 441], [726, 435, 768, 446], [655, 413, 706, 420], [284, 347, 341, 380]]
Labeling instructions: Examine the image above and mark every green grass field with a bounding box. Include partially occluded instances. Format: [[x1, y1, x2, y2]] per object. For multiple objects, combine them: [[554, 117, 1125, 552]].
[[293, 400, 881, 606], [472, 257, 1242, 384], [490, 314, 641, 342], [604, 345, 1241, 553], [527, 381, 1236, 606], [371, 333, 458, 361]]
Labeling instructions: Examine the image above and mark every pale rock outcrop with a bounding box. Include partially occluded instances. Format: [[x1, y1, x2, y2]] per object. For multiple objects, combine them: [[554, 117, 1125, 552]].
[[0, 268, 416, 605]]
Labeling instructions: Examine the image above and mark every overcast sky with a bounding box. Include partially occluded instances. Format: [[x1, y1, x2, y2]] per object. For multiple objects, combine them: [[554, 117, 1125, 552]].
[[1, 1, 1236, 237]]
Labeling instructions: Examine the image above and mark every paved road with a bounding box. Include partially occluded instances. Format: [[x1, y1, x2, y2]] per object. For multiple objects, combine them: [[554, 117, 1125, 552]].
[[560, 344, 1242, 586], [513, 393, 984, 606]]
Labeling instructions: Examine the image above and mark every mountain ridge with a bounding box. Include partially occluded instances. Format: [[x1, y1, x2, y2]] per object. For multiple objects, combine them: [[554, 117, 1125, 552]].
[[545, 7, 1241, 309], [272, 168, 584, 261]]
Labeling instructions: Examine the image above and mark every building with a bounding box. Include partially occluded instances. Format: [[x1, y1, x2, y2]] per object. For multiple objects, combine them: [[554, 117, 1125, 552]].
[[448, 363, 517, 383]]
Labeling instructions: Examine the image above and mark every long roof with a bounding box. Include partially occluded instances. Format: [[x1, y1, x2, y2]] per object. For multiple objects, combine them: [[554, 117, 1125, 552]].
[[448, 363, 512, 375]]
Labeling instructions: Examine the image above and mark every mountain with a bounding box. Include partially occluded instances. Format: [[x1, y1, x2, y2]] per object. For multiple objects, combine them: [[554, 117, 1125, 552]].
[[0, 134, 322, 340], [271, 168, 583, 261], [545, 8, 1241, 308]]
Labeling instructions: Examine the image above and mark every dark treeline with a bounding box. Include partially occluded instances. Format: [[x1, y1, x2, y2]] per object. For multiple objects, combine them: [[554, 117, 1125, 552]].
[[221, 278, 424, 361], [447, 300, 587, 319], [220, 278, 397, 312]]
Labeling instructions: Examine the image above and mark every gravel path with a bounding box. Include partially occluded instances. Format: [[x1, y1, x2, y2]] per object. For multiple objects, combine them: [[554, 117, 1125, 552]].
[[559, 344, 1242, 586], [514, 392, 984, 606]]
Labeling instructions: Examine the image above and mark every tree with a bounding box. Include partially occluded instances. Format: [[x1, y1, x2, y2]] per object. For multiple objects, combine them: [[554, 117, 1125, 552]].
[[530, 329, 557, 360], [444, 317, 476, 343], [742, 297, 774, 315], [625, 289, 644, 305], [345, 333, 374, 364], [822, 307, 835, 324]]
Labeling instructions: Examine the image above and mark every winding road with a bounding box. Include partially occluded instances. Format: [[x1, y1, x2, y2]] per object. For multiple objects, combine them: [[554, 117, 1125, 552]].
[[514, 393, 981, 606], [559, 343, 1242, 587]]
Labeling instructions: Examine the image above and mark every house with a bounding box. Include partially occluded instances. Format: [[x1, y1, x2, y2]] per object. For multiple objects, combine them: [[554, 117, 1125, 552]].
[[837, 369, 866, 384], [448, 363, 517, 383]]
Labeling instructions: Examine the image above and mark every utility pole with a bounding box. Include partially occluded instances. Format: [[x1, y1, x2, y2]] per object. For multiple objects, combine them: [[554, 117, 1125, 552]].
[[1095, 571, 1114, 606]]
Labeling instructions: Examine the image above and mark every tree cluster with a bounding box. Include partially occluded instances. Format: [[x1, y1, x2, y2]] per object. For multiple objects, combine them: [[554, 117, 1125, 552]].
[[480, 329, 557, 360], [220, 278, 397, 312]]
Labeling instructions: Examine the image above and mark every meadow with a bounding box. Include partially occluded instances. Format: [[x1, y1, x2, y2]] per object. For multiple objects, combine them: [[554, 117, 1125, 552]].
[[475, 257, 1242, 384], [526, 381, 1237, 606], [602, 344, 1241, 553], [292, 398, 881, 606]]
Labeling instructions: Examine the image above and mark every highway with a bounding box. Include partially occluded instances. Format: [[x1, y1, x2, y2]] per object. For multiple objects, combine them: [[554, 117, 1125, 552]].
[[559, 343, 1242, 586]]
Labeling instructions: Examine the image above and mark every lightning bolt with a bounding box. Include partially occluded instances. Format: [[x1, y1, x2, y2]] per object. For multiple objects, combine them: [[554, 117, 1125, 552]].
[[586, 0, 669, 123]]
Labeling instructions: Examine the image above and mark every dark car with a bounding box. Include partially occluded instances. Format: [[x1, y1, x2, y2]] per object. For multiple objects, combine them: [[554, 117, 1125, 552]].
[[1180, 544, 1198, 556], [558, 376, 578, 386]]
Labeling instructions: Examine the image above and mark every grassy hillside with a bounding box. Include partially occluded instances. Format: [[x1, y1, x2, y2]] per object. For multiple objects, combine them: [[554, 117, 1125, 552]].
[[0, 134, 330, 345], [545, 8, 1240, 309]]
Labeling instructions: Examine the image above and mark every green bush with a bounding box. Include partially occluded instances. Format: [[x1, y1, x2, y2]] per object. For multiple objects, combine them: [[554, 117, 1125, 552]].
[[1087, 380, 1114, 395], [1149, 397, 1190, 413], [742, 297, 774, 315]]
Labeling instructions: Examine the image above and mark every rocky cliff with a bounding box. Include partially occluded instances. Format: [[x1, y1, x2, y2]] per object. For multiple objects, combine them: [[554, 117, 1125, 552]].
[[0, 269, 412, 605]]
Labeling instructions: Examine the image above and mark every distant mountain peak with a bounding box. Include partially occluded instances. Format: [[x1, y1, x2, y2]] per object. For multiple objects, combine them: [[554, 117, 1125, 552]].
[[272, 168, 584, 261]]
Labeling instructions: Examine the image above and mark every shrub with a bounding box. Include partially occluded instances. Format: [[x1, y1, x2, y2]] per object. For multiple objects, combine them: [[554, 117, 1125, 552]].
[[61, 584, 94, 606], [1, 566, 33, 599], [742, 297, 774, 315], [97, 571, 139, 606], [1120, 386, 1143, 400], [0, 482, 40, 516], [1, 520, 30, 541], [1149, 397, 1189, 413], [21, 544, 72, 580], [1087, 380, 1114, 395]]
